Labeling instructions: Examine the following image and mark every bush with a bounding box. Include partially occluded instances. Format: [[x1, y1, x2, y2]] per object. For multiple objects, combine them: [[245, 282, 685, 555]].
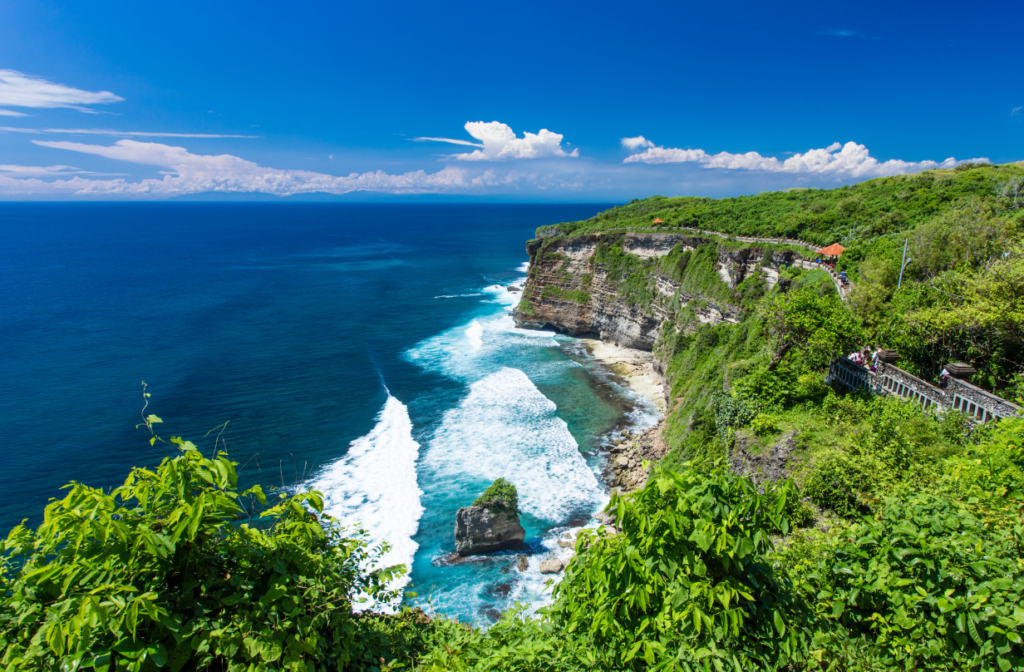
[[0, 425, 401, 672], [803, 450, 878, 515], [749, 413, 780, 436], [794, 493, 1024, 670], [734, 365, 797, 410], [714, 392, 757, 445], [472, 478, 519, 514], [552, 464, 809, 670]]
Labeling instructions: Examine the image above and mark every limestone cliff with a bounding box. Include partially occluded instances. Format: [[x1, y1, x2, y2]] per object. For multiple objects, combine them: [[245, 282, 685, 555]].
[[513, 232, 798, 352]]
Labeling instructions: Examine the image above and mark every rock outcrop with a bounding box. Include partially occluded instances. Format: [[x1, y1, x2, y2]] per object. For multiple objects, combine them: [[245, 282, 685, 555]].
[[606, 423, 671, 492], [730, 430, 801, 489], [539, 558, 564, 574], [454, 506, 526, 556]]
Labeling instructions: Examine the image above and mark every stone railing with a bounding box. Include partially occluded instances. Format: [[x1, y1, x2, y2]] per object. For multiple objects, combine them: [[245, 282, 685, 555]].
[[827, 356, 874, 392], [875, 363, 947, 411], [827, 358, 1021, 423], [946, 377, 1023, 423]]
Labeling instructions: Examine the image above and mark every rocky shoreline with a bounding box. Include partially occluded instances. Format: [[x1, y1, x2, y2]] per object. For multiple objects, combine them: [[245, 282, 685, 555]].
[[603, 421, 671, 493], [581, 338, 671, 496]]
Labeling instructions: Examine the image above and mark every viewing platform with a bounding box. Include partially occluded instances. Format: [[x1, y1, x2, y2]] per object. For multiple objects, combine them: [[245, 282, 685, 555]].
[[827, 356, 1021, 423]]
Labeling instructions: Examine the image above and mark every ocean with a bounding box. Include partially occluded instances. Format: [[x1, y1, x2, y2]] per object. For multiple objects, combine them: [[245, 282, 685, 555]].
[[0, 203, 659, 622]]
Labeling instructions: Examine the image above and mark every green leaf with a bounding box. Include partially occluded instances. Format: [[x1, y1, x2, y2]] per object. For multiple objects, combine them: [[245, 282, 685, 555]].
[[260, 640, 283, 663], [773, 610, 786, 637]]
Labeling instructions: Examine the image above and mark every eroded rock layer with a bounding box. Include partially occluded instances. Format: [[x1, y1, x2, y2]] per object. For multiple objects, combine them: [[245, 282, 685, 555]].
[[513, 232, 797, 351]]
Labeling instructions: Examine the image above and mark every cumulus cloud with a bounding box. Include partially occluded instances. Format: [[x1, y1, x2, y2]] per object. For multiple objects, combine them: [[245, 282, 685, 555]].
[[621, 136, 654, 150], [0, 70, 123, 112], [415, 121, 578, 160], [623, 140, 989, 179], [0, 126, 256, 138], [0, 139, 521, 197], [0, 110, 28, 117]]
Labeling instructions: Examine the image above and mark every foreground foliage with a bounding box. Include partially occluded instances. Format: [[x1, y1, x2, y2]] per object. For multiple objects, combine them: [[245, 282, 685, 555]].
[[0, 432, 400, 671]]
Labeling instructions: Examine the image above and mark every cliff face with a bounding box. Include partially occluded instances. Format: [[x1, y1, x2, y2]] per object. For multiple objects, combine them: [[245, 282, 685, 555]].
[[513, 232, 796, 351]]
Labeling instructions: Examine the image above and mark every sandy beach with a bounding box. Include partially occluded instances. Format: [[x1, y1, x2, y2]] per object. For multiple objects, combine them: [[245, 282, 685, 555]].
[[580, 339, 667, 412]]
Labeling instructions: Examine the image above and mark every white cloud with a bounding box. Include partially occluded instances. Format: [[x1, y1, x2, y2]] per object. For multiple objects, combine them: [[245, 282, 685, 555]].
[[0, 164, 92, 177], [412, 136, 484, 148], [415, 121, 578, 160], [1013, 106, 1022, 117], [621, 136, 654, 150], [0, 109, 28, 117], [0, 139, 510, 197], [624, 140, 989, 178], [0, 70, 123, 112], [0, 126, 256, 138]]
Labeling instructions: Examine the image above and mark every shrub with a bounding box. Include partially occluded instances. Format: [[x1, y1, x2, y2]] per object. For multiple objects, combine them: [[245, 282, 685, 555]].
[[795, 493, 1024, 670], [472, 478, 519, 514], [803, 450, 878, 515], [749, 413, 780, 436], [0, 427, 401, 672], [734, 365, 797, 410], [714, 392, 757, 445], [548, 464, 810, 670]]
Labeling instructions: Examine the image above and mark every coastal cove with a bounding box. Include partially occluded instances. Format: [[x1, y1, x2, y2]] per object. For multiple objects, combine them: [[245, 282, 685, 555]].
[[0, 202, 660, 623]]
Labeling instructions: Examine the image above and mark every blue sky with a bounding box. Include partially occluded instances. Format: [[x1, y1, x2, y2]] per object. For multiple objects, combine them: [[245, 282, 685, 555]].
[[0, 0, 1020, 200]]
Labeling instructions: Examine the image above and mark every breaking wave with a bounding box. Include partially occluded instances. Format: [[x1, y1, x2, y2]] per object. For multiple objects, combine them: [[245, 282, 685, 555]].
[[421, 367, 604, 522], [307, 393, 423, 597]]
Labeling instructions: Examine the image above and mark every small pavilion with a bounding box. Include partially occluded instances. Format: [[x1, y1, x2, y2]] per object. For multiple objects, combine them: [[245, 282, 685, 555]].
[[816, 243, 845, 264], [652, 218, 664, 224]]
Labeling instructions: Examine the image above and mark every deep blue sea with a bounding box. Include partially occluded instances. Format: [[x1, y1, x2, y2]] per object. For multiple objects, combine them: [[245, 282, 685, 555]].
[[0, 203, 659, 622]]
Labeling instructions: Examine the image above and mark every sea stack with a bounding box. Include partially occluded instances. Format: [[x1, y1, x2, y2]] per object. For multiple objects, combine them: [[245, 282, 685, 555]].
[[455, 478, 525, 556]]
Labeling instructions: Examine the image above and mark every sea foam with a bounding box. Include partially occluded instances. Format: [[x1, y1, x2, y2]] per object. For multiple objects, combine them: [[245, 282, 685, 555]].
[[307, 393, 423, 595], [422, 367, 604, 522]]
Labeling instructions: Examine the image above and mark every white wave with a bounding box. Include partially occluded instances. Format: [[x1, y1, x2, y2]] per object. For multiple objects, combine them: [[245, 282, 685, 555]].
[[422, 367, 605, 522], [405, 307, 556, 381], [517, 261, 530, 273], [434, 293, 484, 299], [466, 320, 483, 350], [306, 393, 423, 602]]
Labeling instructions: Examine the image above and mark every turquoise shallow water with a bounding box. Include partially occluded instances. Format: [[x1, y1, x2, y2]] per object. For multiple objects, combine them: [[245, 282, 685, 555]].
[[0, 202, 657, 622]]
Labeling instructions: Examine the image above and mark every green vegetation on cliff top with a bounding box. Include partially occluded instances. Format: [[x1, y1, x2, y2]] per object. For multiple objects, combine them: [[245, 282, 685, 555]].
[[536, 161, 1024, 248]]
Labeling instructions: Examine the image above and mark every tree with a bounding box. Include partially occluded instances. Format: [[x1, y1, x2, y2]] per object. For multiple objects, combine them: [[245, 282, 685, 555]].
[[759, 287, 862, 371], [908, 246, 1024, 389]]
